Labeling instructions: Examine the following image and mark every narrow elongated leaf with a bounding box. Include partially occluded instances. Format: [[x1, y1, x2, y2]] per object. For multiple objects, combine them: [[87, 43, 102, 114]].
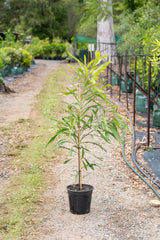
[[82, 141, 107, 152], [63, 87, 77, 95], [80, 130, 94, 141], [109, 123, 122, 143], [64, 159, 72, 164], [82, 160, 88, 170], [97, 130, 111, 142], [46, 127, 69, 147], [82, 148, 85, 159], [52, 139, 68, 151], [85, 159, 96, 170]]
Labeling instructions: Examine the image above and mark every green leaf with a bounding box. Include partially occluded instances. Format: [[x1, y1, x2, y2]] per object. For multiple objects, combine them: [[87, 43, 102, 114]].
[[85, 159, 96, 170], [82, 148, 85, 159], [109, 122, 122, 143], [97, 130, 111, 143], [46, 127, 68, 147], [64, 159, 72, 164], [82, 160, 88, 170], [82, 141, 107, 152], [52, 139, 68, 151]]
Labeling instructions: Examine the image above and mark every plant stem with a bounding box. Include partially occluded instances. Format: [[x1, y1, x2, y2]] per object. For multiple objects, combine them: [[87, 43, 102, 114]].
[[78, 82, 82, 190]]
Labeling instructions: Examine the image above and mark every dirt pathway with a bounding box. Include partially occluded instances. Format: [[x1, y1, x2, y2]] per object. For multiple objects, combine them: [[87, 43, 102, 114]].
[[0, 60, 62, 123]]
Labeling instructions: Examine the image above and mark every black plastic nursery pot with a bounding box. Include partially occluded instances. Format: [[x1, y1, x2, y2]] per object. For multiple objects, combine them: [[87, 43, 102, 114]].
[[67, 184, 94, 215]]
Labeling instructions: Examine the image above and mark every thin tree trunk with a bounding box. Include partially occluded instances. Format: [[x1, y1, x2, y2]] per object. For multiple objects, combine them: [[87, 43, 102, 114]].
[[78, 83, 82, 190]]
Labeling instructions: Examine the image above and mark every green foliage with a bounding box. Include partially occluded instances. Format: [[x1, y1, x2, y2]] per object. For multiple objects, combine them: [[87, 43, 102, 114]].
[[121, 0, 145, 12], [51, 43, 66, 57], [115, 0, 160, 54], [0, 35, 69, 69], [0, 32, 32, 68], [142, 27, 160, 54], [150, 39, 160, 87], [26, 37, 44, 58], [3, 47, 20, 66], [20, 49, 32, 66], [130, 53, 160, 90], [0, 32, 24, 49], [42, 43, 52, 57], [0, 50, 6, 71], [147, 146, 153, 152], [134, 38, 160, 90], [47, 51, 129, 187], [0, 76, 4, 83], [77, 0, 112, 37], [25, 37, 67, 59], [81, 0, 111, 22], [0, 47, 32, 67], [0, 0, 85, 41]]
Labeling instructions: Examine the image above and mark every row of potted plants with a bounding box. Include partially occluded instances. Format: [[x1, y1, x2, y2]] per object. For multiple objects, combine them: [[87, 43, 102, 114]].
[[25, 37, 69, 60], [0, 34, 72, 76], [0, 65, 32, 78]]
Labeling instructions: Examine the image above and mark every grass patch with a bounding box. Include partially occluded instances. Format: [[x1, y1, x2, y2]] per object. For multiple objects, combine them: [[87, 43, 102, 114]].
[[0, 65, 69, 239]]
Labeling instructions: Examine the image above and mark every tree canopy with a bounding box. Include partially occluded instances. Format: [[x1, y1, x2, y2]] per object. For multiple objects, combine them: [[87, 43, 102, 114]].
[[0, 0, 85, 40]]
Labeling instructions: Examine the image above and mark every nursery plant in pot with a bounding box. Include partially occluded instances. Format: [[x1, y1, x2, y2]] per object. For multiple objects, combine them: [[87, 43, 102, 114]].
[[47, 51, 129, 214]]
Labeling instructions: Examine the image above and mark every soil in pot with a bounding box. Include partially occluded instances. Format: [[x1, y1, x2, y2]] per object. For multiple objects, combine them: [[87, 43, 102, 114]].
[[67, 184, 94, 215]]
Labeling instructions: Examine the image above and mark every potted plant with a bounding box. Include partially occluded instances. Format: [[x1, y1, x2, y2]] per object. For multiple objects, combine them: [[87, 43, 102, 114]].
[[47, 51, 129, 214]]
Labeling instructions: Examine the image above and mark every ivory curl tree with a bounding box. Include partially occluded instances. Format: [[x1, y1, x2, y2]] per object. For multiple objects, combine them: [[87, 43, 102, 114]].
[[47, 51, 129, 190]]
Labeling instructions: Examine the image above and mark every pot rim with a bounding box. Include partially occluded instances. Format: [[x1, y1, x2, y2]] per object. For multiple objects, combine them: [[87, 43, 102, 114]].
[[67, 184, 94, 192]]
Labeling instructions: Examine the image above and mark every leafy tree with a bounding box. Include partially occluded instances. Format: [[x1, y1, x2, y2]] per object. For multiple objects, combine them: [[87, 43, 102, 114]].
[[53, 0, 83, 40], [26, 0, 55, 39], [0, 0, 84, 40]]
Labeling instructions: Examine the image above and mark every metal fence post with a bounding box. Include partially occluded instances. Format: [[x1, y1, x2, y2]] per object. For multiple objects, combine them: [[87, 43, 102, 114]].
[[147, 61, 151, 147], [133, 55, 137, 126], [125, 52, 128, 109]]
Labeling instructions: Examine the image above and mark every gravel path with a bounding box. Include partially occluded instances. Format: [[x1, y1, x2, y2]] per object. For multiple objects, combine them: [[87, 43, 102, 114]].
[[37, 134, 160, 240], [0, 60, 61, 123]]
